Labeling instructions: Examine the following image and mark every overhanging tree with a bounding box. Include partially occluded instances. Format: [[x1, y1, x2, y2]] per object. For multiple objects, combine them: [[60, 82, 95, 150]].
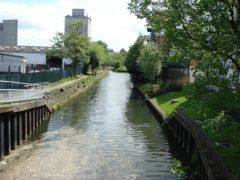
[[128, 0, 240, 83], [138, 42, 163, 82], [128, 0, 240, 113], [125, 35, 146, 82]]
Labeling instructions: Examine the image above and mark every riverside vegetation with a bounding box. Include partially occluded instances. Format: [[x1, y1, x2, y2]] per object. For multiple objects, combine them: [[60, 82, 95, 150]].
[[125, 0, 240, 179]]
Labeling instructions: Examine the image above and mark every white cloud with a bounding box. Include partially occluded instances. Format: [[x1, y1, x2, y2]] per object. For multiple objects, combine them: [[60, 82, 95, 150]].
[[0, 0, 147, 51]]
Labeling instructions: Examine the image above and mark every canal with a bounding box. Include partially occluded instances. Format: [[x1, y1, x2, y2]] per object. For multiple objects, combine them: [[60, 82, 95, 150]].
[[0, 72, 178, 179]]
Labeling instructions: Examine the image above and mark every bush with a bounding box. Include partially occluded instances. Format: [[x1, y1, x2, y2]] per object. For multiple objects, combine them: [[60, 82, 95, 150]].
[[203, 111, 229, 134], [82, 63, 89, 75], [140, 83, 161, 98]]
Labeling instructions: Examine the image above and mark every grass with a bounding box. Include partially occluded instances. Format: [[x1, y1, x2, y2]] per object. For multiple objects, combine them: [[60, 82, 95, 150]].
[[48, 71, 108, 89], [155, 90, 240, 180], [48, 75, 82, 87], [155, 91, 188, 116]]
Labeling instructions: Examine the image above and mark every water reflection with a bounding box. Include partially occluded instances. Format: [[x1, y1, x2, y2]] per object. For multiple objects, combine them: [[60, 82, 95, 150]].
[[0, 72, 178, 180]]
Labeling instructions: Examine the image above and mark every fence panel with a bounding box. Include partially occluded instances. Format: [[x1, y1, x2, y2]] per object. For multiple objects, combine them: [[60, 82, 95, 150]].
[[0, 64, 83, 87], [0, 89, 45, 103]]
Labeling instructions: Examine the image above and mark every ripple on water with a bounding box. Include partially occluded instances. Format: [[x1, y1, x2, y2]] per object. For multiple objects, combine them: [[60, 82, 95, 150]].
[[0, 72, 178, 180]]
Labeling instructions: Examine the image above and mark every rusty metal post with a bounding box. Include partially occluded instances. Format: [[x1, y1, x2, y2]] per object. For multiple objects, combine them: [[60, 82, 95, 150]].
[[4, 113, 11, 155], [27, 109, 32, 135], [0, 114, 4, 160], [11, 113, 17, 150], [17, 112, 22, 145], [36, 108, 39, 128], [22, 111, 28, 140], [32, 109, 35, 132]]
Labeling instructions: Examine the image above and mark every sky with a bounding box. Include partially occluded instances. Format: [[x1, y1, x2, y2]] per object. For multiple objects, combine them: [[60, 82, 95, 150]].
[[0, 0, 148, 51]]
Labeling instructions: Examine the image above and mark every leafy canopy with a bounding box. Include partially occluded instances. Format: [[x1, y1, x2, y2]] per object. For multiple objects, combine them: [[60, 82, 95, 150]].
[[51, 21, 91, 64], [128, 0, 240, 89]]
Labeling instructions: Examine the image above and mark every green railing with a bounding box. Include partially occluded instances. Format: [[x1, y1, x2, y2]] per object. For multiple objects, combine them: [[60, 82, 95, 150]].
[[0, 65, 83, 89]]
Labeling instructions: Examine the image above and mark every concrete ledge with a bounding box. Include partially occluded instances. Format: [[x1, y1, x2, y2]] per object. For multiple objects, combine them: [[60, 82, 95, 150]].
[[45, 71, 109, 112], [0, 99, 47, 113], [134, 85, 167, 123], [0, 71, 109, 114]]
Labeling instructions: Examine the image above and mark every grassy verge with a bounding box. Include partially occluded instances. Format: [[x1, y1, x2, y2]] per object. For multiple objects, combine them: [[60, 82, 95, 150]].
[[49, 71, 108, 111], [48, 70, 106, 88], [48, 75, 84, 87], [155, 91, 187, 116], [155, 90, 240, 180]]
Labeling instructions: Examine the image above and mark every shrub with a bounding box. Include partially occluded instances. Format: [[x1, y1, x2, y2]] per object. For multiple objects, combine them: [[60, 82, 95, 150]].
[[140, 83, 161, 98]]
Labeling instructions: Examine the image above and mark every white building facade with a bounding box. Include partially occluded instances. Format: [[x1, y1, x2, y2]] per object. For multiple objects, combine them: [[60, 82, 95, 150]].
[[0, 46, 53, 71], [0, 53, 27, 73]]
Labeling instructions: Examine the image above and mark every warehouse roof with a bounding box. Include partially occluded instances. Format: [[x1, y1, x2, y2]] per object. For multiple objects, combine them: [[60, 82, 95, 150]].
[[0, 52, 25, 59], [0, 45, 53, 53]]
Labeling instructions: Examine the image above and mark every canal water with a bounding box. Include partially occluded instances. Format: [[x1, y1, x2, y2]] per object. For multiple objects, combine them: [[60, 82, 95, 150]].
[[0, 72, 178, 180]]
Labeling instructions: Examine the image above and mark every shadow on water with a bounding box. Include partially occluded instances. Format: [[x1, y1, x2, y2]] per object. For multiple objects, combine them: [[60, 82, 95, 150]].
[[28, 118, 50, 142]]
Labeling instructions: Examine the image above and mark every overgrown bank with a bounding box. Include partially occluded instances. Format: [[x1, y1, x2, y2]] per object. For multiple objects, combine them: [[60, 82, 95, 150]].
[[139, 84, 240, 180], [137, 85, 232, 179], [46, 71, 109, 111]]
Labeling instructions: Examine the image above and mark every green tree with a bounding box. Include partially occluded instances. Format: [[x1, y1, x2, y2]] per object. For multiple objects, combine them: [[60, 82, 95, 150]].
[[90, 41, 109, 66], [109, 52, 127, 71], [89, 51, 99, 75], [128, 0, 240, 110], [51, 21, 90, 75], [128, 0, 240, 79], [125, 35, 146, 82], [138, 42, 163, 82]]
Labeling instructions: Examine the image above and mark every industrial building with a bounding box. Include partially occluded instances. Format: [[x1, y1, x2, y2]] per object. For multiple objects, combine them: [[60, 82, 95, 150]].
[[0, 19, 18, 46], [0, 46, 52, 71], [0, 53, 27, 73], [65, 9, 91, 37]]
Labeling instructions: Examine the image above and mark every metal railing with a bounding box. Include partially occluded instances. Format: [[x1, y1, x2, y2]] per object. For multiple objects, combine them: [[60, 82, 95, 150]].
[[0, 80, 45, 89], [0, 89, 46, 103]]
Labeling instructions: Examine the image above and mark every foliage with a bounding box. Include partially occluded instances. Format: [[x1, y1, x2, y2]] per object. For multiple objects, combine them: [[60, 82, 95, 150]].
[[155, 91, 188, 115], [64, 33, 91, 64], [186, 79, 240, 115], [52, 22, 91, 65], [203, 111, 229, 134], [48, 75, 80, 87], [114, 66, 127, 72], [109, 51, 127, 71], [138, 42, 163, 82], [50, 22, 91, 76], [155, 89, 240, 179], [140, 83, 162, 98], [128, 0, 240, 92], [125, 35, 146, 82], [128, 4, 240, 177], [125, 35, 163, 83], [90, 41, 109, 65], [89, 51, 100, 75], [50, 22, 112, 75], [171, 159, 186, 178]]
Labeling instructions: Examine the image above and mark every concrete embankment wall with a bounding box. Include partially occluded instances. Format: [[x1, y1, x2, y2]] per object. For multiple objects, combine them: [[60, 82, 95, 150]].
[[0, 71, 108, 161], [0, 100, 50, 160], [134, 86, 231, 180], [46, 71, 109, 111]]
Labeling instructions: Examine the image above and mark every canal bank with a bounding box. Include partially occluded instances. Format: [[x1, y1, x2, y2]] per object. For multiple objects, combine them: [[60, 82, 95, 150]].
[[134, 85, 231, 180], [46, 70, 109, 111], [0, 71, 108, 163], [0, 72, 178, 179]]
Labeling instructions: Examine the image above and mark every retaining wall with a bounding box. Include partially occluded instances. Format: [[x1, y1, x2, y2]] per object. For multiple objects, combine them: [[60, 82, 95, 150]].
[[0, 71, 109, 161], [134, 86, 231, 180]]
